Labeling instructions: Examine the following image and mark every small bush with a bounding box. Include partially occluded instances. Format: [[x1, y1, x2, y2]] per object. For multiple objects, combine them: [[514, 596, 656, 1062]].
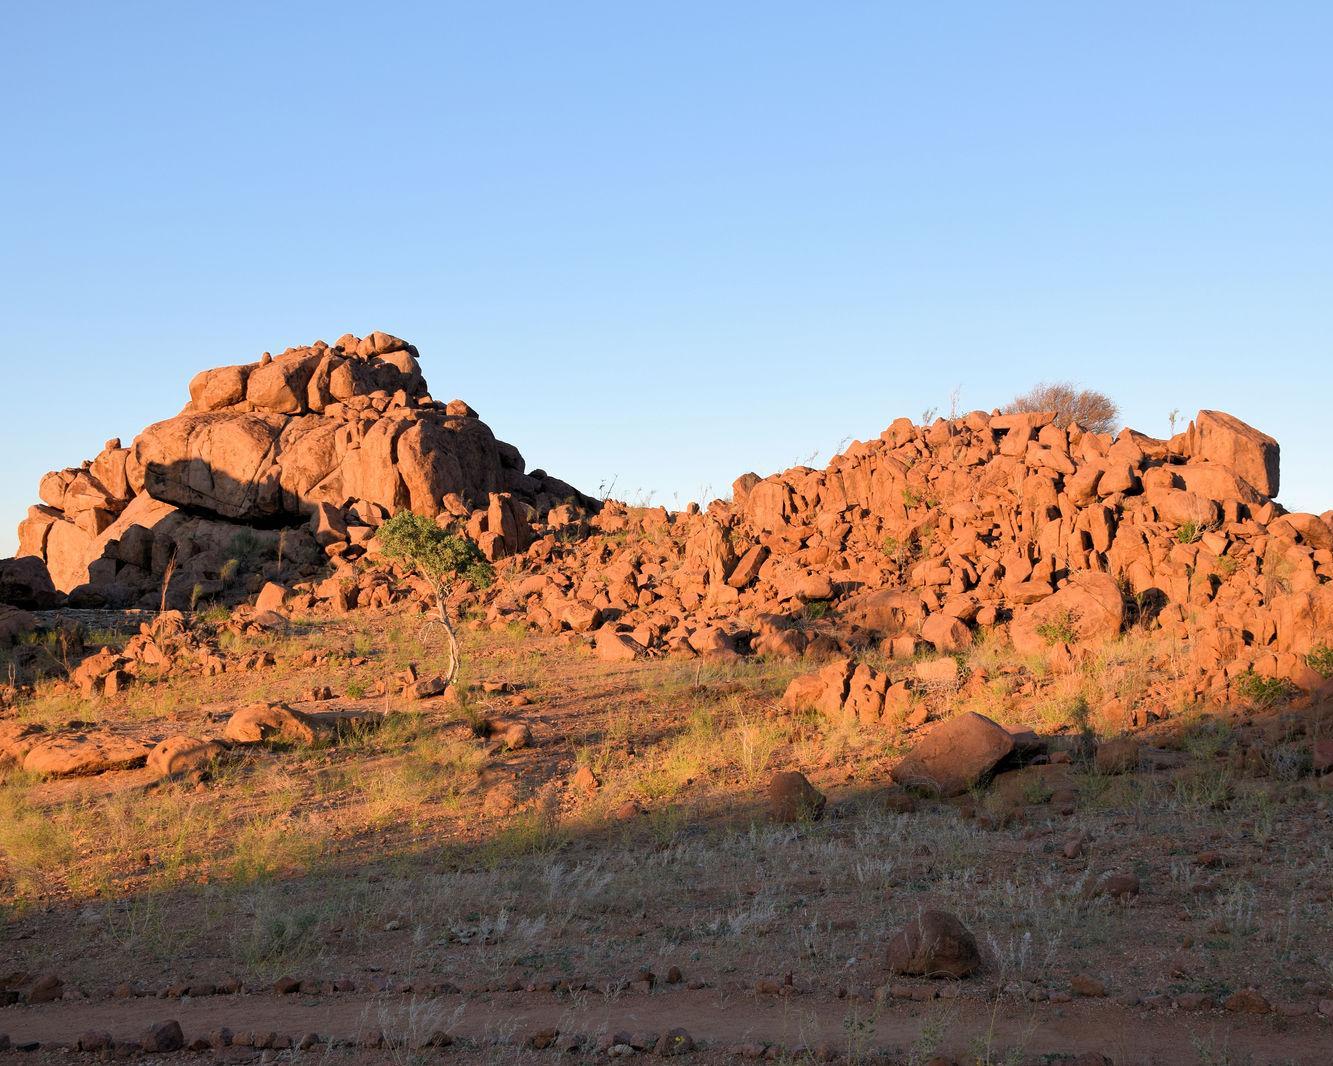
[[1234, 669, 1292, 709], [1176, 520, 1204, 544], [1005, 381, 1119, 434], [1035, 609, 1079, 646], [1305, 643, 1333, 679]]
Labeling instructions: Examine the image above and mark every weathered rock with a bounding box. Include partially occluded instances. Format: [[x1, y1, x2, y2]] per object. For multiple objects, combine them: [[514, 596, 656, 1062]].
[[594, 631, 646, 662], [220, 704, 375, 746], [147, 735, 227, 777], [1187, 410, 1280, 497], [141, 1020, 185, 1053], [885, 910, 980, 978], [0, 557, 61, 609], [767, 771, 826, 823], [23, 733, 151, 776], [0, 721, 47, 764], [1010, 571, 1124, 655], [891, 712, 1015, 797], [18, 332, 592, 598]]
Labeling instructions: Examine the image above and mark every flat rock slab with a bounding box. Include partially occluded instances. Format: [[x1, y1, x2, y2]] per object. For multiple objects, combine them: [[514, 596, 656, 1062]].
[[22, 733, 151, 776]]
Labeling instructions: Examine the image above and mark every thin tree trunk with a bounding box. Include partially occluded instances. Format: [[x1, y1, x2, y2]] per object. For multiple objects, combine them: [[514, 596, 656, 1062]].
[[435, 584, 460, 687]]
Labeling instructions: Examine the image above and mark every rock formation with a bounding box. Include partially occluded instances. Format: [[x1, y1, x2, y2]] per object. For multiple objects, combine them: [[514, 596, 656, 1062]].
[[480, 406, 1332, 712], [15, 331, 593, 608]]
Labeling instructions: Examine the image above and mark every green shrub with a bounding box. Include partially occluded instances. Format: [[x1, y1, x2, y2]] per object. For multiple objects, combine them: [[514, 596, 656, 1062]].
[[1176, 520, 1203, 544], [1234, 669, 1292, 709], [1305, 643, 1333, 679], [1035, 609, 1078, 646]]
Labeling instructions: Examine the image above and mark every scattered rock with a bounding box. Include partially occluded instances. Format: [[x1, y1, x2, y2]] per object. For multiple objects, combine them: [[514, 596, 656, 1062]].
[[1224, 988, 1271, 1014], [891, 712, 1015, 797], [884, 910, 981, 978], [767, 770, 826, 823], [147, 735, 226, 777], [141, 1020, 184, 1053]]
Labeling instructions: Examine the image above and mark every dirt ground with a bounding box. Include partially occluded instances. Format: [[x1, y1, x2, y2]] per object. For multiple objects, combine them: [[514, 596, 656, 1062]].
[[2, 614, 1331, 1064]]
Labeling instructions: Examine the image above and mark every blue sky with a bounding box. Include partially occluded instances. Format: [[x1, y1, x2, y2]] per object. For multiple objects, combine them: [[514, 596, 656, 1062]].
[[3, 3, 1331, 556]]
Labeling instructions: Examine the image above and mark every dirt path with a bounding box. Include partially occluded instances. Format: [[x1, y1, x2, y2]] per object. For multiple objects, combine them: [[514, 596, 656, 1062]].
[[2, 987, 1328, 1063]]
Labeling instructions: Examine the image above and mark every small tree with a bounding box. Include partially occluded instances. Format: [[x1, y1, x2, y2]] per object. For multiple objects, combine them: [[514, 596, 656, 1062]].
[[375, 512, 492, 687], [1005, 382, 1120, 435]]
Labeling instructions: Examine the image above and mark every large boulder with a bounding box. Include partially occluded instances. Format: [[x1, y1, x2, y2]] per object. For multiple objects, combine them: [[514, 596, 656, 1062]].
[[0, 557, 61, 609], [22, 732, 151, 776], [891, 712, 1015, 797], [1009, 571, 1124, 656], [1186, 410, 1279, 498]]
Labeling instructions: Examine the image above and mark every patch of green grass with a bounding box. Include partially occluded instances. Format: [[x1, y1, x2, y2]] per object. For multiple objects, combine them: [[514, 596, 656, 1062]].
[[0, 785, 77, 898], [1234, 669, 1292, 709], [1034, 608, 1078, 646], [227, 814, 328, 883], [1176, 520, 1204, 544], [1305, 643, 1333, 679], [474, 809, 568, 870]]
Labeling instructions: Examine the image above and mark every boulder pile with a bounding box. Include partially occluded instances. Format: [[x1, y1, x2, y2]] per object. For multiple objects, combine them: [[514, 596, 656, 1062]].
[[8, 336, 1332, 720], [14, 331, 593, 608], [481, 406, 1333, 710]]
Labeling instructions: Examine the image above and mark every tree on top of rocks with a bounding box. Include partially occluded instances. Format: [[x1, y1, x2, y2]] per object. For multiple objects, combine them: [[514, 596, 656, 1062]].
[[1005, 381, 1120, 435], [376, 512, 492, 686]]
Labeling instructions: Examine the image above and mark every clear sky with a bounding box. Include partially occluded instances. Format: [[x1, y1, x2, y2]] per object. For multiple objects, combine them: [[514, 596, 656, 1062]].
[[3, 3, 1331, 557]]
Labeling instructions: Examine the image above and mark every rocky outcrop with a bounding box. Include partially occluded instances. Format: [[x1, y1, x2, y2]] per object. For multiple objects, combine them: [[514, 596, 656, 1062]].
[[16, 332, 593, 606], [478, 405, 1330, 711]]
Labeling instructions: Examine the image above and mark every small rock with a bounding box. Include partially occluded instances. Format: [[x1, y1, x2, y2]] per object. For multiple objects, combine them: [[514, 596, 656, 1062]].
[[655, 1028, 695, 1056], [141, 1020, 184, 1053], [1070, 974, 1107, 997], [884, 909, 980, 978], [1224, 988, 1270, 1014], [767, 770, 826, 823]]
